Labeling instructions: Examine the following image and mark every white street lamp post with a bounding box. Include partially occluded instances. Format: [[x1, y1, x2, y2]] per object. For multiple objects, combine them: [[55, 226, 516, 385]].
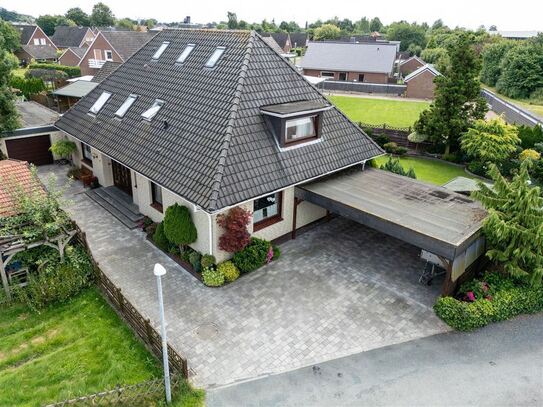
[[154, 263, 171, 404]]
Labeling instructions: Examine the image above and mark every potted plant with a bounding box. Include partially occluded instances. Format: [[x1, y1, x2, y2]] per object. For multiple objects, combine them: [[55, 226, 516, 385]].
[[49, 139, 77, 165]]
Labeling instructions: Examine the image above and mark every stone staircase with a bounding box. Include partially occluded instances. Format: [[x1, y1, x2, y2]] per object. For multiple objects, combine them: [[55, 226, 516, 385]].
[[86, 186, 144, 229]]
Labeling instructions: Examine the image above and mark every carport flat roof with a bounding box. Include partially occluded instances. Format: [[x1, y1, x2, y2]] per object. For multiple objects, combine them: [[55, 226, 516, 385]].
[[296, 168, 487, 260]]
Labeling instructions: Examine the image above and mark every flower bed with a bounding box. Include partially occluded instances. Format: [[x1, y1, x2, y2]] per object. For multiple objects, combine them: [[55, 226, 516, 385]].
[[434, 271, 543, 331], [143, 218, 280, 287]]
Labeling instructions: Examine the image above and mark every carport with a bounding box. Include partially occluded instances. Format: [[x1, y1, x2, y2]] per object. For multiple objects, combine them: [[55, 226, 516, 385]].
[[295, 168, 487, 295]]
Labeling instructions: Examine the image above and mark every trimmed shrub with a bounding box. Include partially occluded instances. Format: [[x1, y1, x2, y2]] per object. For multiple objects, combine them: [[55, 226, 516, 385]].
[[272, 246, 281, 261], [188, 251, 202, 272], [434, 272, 543, 331], [163, 203, 197, 247], [200, 254, 216, 269], [217, 261, 240, 283], [232, 237, 271, 273], [216, 207, 251, 253], [202, 267, 225, 287], [152, 222, 170, 251], [28, 63, 81, 78], [9, 76, 46, 98], [383, 142, 398, 153], [374, 134, 389, 146]]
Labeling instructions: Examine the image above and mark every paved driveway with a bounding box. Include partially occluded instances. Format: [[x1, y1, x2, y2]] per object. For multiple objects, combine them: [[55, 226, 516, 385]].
[[39, 166, 449, 388]]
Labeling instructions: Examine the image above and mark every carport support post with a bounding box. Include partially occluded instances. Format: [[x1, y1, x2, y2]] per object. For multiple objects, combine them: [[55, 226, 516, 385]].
[[292, 197, 300, 240], [441, 259, 455, 296]]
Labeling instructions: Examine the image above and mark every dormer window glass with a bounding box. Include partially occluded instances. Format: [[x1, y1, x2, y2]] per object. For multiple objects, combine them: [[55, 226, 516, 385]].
[[115, 94, 138, 118], [152, 41, 170, 60], [176, 44, 195, 64], [205, 46, 226, 68], [141, 99, 164, 121], [89, 91, 112, 114], [285, 116, 317, 143]]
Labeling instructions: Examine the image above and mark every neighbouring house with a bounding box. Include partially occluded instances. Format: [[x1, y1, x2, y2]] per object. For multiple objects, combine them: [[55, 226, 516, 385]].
[[55, 29, 382, 260], [300, 41, 397, 83], [404, 64, 441, 99], [261, 32, 292, 53], [50, 26, 96, 49], [15, 45, 58, 64], [289, 32, 308, 49], [11, 23, 56, 48], [0, 159, 44, 217], [489, 30, 541, 40], [58, 47, 87, 66], [1, 101, 64, 165], [399, 55, 425, 76], [91, 61, 122, 83], [78, 31, 156, 76], [52, 80, 99, 112]]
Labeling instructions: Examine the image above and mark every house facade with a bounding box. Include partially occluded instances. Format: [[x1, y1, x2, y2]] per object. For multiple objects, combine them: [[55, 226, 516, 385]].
[[12, 23, 56, 47], [58, 47, 87, 66], [399, 55, 425, 76], [300, 41, 397, 84], [56, 29, 382, 262], [404, 64, 440, 99], [78, 31, 156, 76]]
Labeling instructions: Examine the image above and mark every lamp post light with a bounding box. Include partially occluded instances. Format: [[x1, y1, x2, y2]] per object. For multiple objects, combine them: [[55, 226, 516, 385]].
[[154, 263, 171, 404]]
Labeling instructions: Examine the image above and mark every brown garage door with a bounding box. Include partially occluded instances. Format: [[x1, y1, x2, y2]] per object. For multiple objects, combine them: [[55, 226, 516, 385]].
[[5, 135, 54, 165]]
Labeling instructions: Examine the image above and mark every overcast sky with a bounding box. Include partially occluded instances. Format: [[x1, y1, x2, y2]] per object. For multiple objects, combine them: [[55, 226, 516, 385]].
[[3, 0, 540, 31]]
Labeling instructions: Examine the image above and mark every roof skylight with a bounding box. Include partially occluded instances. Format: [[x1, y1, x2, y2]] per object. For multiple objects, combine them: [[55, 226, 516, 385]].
[[176, 44, 195, 64], [205, 46, 226, 68], [89, 91, 112, 115], [141, 99, 164, 121], [115, 94, 138, 118], [152, 41, 170, 60]]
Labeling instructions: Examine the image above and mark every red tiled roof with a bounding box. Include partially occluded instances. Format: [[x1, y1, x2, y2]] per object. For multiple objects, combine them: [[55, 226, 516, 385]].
[[0, 159, 44, 217]]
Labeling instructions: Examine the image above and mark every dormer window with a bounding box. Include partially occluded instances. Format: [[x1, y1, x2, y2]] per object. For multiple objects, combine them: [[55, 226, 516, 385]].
[[285, 116, 318, 144], [260, 100, 332, 148], [89, 91, 112, 115], [141, 99, 164, 121], [152, 41, 170, 60]]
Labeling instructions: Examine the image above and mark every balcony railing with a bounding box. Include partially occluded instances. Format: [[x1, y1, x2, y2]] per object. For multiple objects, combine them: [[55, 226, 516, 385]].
[[88, 59, 106, 69]]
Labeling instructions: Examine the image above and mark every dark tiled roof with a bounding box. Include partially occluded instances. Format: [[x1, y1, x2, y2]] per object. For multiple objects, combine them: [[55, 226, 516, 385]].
[[261, 32, 289, 49], [13, 23, 37, 45], [91, 61, 122, 83], [55, 29, 383, 212], [67, 46, 87, 58], [261, 37, 283, 54], [50, 26, 91, 47], [21, 45, 57, 60], [290, 33, 308, 47], [101, 31, 157, 60]]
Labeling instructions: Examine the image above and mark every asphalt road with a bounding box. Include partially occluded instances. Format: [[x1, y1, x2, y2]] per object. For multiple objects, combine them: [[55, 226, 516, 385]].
[[207, 314, 543, 407]]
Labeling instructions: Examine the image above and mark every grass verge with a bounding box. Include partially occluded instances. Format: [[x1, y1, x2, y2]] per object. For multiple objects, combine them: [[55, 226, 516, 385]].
[[328, 95, 430, 128], [0, 287, 204, 407]]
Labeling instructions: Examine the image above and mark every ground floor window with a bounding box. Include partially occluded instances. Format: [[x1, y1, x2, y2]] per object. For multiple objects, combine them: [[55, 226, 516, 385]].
[[81, 143, 93, 166], [320, 71, 334, 78], [253, 192, 282, 231], [150, 181, 163, 212], [338, 72, 347, 81], [358, 74, 365, 82]]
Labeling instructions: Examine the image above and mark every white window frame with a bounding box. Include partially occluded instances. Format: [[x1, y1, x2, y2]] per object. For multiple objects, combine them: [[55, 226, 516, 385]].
[[33, 38, 40, 45], [104, 50, 113, 61], [253, 192, 281, 225], [285, 115, 317, 143], [176, 44, 195, 64], [82, 143, 93, 163], [320, 71, 335, 78], [152, 41, 170, 60], [115, 94, 138, 118], [141, 99, 164, 121], [205, 46, 226, 68], [89, 91, 112, 115], [40, 38, 46, 45]]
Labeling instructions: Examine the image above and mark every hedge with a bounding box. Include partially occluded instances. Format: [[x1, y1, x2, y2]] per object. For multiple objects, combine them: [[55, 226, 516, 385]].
[[434, 284, 543, 331], [28, 63, 81, 78]]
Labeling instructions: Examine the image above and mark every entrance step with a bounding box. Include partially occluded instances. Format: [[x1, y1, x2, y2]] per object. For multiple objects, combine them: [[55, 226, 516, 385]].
[[86, 187, 144, 229]]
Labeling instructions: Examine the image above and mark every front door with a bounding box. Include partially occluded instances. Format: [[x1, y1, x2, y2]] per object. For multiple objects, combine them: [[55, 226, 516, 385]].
[[112, 160, 132, 196], [339, 72, 347, 81]]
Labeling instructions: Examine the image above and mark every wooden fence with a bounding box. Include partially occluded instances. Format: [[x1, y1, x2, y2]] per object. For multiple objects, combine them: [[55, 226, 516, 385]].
[[77, 231, 189, 379], [358, 121, 432, 150], [44, 375, 184, 406]]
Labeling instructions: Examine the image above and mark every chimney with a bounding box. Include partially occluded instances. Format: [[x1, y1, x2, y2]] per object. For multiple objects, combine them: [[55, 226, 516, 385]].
[[184, 16, 191, 24]]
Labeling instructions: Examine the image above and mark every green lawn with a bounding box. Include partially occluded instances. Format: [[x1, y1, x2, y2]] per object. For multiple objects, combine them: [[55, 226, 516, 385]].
[[372, 155, 474, 186], [328, 95, 430, 128], [0, 288, 204, 407]]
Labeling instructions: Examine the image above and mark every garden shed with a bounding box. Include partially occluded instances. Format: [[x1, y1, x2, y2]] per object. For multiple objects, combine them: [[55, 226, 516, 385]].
[[295, 168, 487, 294]]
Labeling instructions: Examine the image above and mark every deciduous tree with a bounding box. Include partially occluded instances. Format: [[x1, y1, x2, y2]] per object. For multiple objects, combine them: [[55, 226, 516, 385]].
[[90, 2, 115, 27], [313, 24, 341, 41], [65, 7, 90, 26]]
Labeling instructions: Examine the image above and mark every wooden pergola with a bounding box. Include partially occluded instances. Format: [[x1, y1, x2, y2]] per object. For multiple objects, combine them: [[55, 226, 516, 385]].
[[0, 228, 77, 299]]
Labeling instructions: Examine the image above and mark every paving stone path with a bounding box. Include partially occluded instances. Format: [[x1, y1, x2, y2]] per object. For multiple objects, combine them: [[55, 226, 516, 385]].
[[40, 165, 449, 388]]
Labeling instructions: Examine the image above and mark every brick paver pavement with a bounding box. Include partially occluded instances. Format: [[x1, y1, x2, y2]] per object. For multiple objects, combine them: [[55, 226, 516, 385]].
[[39, 166, 449, 388]]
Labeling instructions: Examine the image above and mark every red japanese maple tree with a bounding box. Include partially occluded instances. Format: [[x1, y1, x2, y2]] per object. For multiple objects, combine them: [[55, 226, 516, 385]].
[[217, 207, 252, 252]]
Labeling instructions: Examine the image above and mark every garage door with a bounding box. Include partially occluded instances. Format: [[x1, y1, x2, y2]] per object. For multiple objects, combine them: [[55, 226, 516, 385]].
[[5, 135, 54, 165]]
